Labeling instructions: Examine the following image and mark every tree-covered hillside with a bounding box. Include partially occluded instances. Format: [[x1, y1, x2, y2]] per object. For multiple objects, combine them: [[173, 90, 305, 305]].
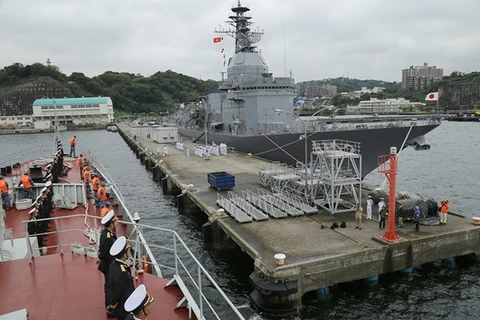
[[0, 62, 218, 115]]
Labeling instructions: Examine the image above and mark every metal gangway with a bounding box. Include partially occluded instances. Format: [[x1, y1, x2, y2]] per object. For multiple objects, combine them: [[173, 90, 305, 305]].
[[257, 189, 304, 217], [271, 187, 318, 215], [216, 193, 252, 223], [242, 189, 288, 219], [259, 161, 286, 188], [310, 139, 362, 214], [227, 191, 269, 221]]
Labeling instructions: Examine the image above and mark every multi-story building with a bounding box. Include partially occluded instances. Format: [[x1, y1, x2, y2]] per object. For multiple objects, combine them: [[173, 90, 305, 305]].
[[402, 62, 443, 90], [32, 97, 114, 129], [305, 84, 337, 98], [353, 98, 425, 114], [350, 87, 386, 99]]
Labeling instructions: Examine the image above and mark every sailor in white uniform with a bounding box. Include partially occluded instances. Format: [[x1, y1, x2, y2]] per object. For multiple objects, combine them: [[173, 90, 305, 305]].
[[366, 196, 373, 219], [124, 284, 155, 320]]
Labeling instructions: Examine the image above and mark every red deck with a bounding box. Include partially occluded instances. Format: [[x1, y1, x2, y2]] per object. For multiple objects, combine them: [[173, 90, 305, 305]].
[[1, 156, 190, 319], [0, 253, 189, 319]]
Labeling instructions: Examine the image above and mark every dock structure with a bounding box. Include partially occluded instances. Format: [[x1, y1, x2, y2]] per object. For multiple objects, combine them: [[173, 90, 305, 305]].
[[117, 123, 480, 317]]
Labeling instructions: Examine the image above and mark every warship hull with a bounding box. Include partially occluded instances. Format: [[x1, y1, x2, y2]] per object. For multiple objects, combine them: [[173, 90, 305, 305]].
[[178, 123, 439, 178]]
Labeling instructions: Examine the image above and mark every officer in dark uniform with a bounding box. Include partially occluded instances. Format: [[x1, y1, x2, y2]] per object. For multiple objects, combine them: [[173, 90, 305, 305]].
[[107, 236, 134, 320], [124, 284, 155, 320], [98, 210, 117, 308]]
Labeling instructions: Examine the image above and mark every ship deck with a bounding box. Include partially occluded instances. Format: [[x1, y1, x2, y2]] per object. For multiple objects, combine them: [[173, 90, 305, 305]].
[[0, 155, 190, 319]]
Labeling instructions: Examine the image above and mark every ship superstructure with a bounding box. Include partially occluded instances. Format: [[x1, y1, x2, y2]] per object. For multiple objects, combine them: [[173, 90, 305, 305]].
[[190, 1, 297, 136]]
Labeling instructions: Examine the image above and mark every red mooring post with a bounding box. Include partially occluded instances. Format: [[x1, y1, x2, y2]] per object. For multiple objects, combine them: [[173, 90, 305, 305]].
[[379, 147, 400, 241]]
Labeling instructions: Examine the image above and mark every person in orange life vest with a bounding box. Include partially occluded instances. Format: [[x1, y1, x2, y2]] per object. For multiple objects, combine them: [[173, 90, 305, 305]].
[[0, 175, 11, 210], [439, 200, 450, 225], [69, 135, 77, 157], [82, 165, 90, 181], [83, 167, 92, 198], [92, 173, 101, 206], [101, 202, 112, 217], [98, 182, 108, 209], [18, 169, 35, 200], [77, 154, 85, 175]]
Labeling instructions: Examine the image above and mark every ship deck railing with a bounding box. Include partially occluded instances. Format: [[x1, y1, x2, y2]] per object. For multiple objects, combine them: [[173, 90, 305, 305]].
[[207, 117, 440, 137], [22, 213, 246, 320]]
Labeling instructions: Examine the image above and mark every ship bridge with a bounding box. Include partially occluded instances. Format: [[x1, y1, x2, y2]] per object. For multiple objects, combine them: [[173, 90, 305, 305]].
[[227, 52, 269, 80]]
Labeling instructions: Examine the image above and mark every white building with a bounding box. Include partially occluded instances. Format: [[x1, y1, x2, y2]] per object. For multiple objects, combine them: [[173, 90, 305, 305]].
[[354, 98, 425, 114], [32, 97, 114, 129], [0, 115, 34, 129], [350, 87, 386, 99]]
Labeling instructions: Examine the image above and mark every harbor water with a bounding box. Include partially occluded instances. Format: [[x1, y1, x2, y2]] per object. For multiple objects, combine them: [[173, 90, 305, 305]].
[[1, 121, 479, 319]]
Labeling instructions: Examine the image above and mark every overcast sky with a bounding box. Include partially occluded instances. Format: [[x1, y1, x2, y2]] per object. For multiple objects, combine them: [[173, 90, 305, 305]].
[[0, 0, 478, 83]]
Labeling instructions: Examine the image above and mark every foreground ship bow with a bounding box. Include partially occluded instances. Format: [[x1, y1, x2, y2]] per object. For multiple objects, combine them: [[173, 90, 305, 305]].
[[0, 140, 245, 319]]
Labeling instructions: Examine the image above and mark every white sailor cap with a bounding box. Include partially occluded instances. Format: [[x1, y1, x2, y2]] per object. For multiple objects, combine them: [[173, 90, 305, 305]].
[[101, 210, 116, 225], [368, 195, 372, 198], [45, 180, 52, 187], [46, 163, 52, 168], [29, 208, 38, 215], [124, 284, 155, 313], [109, 236, 127, 257], [46, 173, 52, 180]]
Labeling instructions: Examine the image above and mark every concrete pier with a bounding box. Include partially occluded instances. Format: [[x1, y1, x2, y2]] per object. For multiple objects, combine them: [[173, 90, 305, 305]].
[[117, 123, 480, 317]]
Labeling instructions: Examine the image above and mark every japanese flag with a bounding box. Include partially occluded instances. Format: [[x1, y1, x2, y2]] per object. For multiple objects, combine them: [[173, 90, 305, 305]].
[[425, 92, 438, 101]]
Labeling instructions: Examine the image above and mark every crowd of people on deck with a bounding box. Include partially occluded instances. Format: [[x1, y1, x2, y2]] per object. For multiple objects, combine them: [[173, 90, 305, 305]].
[[0, 136, 157, 319], [24, 138, 67, 248], [76, 142, 155, 319]]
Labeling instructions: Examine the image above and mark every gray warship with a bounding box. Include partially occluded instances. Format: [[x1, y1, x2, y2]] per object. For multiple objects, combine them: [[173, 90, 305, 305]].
[[176, 1, 440, 178]]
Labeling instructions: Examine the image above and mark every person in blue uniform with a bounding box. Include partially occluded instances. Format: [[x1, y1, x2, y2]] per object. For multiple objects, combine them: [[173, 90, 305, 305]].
[[414, 206, 421, 231], [107, 236, 134, 320], [98, 210, 118, 308], [124, 284, 155, 320]]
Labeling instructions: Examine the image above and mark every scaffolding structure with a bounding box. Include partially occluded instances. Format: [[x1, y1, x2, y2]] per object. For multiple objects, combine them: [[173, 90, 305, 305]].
[[310, 139, 362, 214]]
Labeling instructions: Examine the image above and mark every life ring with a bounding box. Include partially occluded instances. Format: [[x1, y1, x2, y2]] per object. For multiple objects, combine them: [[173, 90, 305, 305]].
[[142, 255, 150, 273]]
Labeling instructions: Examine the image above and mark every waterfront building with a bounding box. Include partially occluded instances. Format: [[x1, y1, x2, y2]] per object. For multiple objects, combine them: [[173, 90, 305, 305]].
[[352, 98, 425, 114], [32, 97, 114, 129]]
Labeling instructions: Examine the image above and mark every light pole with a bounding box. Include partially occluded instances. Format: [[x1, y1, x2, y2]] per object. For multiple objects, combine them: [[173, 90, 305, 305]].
[[274, 106, 335, 202]]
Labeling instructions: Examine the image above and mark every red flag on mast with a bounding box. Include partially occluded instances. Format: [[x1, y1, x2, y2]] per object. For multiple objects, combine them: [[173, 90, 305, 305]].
[[213, 37, 223, 43]]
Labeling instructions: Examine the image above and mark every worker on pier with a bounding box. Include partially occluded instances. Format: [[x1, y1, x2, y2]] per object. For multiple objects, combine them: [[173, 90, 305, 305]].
[[378, 198, 386, 221], [414, 206, 421, 231], [379, 205, 388, 229], [354, 203, 363, 230], [439, 200, 450, 225]]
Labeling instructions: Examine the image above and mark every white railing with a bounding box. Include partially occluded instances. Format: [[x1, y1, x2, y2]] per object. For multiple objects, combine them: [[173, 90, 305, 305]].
[[23, 214, 245, 320]]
